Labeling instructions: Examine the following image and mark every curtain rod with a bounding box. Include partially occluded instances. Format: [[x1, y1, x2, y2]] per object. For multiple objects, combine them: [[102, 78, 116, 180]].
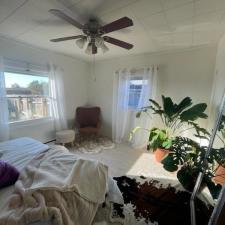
[[115, 66, 159, 74]]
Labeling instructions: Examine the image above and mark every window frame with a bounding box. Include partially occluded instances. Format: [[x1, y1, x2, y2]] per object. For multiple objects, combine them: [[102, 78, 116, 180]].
[[4, 70, 52, 125]]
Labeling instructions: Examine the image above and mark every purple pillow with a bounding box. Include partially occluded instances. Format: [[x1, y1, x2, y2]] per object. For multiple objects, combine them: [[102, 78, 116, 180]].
[[0, 160, 19, 188]]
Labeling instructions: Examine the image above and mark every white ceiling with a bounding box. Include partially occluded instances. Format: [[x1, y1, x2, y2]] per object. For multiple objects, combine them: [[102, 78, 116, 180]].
[[1, 0, 225, 61]]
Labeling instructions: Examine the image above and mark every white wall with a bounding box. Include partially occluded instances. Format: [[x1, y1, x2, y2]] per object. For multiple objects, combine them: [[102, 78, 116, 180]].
[[87, 46, 217, 138], [0, 37, 89, 143], [0, 36, 218, 142]]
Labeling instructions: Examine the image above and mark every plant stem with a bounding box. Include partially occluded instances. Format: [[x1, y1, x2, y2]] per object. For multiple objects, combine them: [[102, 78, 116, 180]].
[[179, 127, 194, 134]]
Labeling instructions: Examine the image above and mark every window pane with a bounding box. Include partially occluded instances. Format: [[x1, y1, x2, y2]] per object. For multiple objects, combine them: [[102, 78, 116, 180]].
[[4, 72, 50, 122], [128, 79, 147, 109], [5, 72, 49, 95]]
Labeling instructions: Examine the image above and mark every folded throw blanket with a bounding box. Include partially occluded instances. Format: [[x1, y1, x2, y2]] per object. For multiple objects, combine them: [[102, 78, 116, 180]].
[[0, 145, 108, 225]]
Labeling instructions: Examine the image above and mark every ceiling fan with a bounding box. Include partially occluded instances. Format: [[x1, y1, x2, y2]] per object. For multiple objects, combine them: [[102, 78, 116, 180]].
[[49, 9, 134, 54]]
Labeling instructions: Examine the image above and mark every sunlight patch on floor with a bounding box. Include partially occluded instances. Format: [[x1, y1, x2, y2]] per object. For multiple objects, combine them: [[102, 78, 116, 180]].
[[69, 143, 177, 180]]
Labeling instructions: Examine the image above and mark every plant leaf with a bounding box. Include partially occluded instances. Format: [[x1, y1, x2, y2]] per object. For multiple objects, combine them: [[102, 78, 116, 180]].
[[136, 111, 142, 118], [162, 139, 173, 149], [206, 180, 222, 199], [175, 97, 192, 114], [162, 95, 175, 117], [149, 99, 161, 109], [177, 168, 193, 189], [180, 103, 207, 121], [129, 126, 141, 140], [161, 155, 178, 172]]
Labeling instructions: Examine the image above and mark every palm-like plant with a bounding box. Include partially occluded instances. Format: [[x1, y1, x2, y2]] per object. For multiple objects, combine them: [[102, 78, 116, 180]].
[[135, 95, 209, 151]]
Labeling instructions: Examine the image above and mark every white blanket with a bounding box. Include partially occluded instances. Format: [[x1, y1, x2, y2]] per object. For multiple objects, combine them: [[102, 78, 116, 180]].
[[0, 145, 109, 225]]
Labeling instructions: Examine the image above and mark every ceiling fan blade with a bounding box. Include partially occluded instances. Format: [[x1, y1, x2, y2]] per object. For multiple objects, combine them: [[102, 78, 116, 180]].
[[92, 43, 97, 54], [101, 17, 133, 34], [103, 36, 133, 50], [49, 9, 83, 30], [50, 35, 85, 42]]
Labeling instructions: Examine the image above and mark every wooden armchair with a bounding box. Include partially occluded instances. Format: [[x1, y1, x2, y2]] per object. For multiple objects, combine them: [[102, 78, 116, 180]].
[[76, 107, 101, 135]]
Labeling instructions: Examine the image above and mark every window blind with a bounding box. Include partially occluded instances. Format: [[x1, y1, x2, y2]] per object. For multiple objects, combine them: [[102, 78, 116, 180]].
[[3, 58, 49, 76]]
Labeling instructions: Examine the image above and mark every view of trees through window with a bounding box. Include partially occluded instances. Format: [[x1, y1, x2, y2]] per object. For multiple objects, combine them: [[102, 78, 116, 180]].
[[4, 72, 50, 122]]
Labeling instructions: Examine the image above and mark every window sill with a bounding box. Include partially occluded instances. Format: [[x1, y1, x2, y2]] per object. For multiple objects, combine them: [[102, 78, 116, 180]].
[[9, 117, 54, 129]]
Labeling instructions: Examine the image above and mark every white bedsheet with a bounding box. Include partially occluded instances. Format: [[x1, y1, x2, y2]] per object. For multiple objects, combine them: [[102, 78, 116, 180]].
[[0, 137, 51, 225], [0, 137, 49, 171]]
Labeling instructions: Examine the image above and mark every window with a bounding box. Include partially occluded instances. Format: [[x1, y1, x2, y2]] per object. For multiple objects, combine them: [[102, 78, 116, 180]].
[[128, 78, 148, 108], [4, 72, 50, 123]]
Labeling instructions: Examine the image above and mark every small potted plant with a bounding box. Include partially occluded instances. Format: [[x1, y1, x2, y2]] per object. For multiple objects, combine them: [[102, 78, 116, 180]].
[[145, 127, 173, 162], [132, 95, 209, 162]]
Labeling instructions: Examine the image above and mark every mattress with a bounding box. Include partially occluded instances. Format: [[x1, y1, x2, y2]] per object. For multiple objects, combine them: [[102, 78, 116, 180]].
[[0, 137, 51, 225]]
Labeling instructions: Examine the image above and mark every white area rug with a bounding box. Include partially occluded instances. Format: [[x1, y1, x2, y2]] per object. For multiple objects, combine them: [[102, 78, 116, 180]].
[[71, 135, 115, 154]]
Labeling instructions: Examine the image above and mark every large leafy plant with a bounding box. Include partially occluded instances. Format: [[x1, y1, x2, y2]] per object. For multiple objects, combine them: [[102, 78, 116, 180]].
[[136, 96, 209, 151], [161, 136, 222, 199], [209, 115, 225, 167], [218, 115, 225, 147]]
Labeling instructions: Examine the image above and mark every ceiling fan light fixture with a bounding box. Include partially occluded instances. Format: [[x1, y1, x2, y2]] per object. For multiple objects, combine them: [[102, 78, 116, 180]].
[[101, 43, 109, 53], [76, 37, 86, 49], [95, 36, 104, 48], [85, 43, 92, 55], [49, 9, 134, 54]]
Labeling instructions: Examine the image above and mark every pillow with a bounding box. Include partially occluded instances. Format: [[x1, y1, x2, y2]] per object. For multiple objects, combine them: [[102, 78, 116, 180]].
[[0, 160, 19, 188]]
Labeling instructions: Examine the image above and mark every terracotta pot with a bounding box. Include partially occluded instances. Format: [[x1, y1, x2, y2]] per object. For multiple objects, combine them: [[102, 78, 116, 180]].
[[214, 165, 225, 185], [154, 148, 170, 162]]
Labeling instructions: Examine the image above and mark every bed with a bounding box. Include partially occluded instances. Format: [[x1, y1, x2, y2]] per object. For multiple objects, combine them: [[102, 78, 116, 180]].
[[0, 137, 123, 225]]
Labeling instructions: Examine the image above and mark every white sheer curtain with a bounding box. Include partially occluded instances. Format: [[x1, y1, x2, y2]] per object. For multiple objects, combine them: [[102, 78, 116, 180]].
[[112, 69, 131, 143], [112, 66, 157, 148], [49, 64, 67, 131], [0, 56, 9, 142], [130, 67, 157, 148]]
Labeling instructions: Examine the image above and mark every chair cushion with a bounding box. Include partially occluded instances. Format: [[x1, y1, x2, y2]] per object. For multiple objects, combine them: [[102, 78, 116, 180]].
[[0, 160, 19, 188], [79, 127, 99, 133], [76, 107, 100, 128]]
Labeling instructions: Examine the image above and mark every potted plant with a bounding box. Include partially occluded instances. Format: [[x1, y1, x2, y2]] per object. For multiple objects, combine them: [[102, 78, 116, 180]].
[[161, 136, 222, 199], [132, 95, 209, 162], [211, 115, 225, 185], [146, 128, 173, 162]]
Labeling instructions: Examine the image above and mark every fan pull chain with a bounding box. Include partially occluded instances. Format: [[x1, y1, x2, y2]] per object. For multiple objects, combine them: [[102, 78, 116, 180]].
[[92, 54, 96, 82]]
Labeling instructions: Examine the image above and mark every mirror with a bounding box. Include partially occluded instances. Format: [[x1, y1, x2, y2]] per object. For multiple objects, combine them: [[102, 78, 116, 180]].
[[191, 91, 225, 225]]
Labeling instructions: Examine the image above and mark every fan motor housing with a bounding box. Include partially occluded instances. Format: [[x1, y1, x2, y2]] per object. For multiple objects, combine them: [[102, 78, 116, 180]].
[[83, 19, 103, 37]]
